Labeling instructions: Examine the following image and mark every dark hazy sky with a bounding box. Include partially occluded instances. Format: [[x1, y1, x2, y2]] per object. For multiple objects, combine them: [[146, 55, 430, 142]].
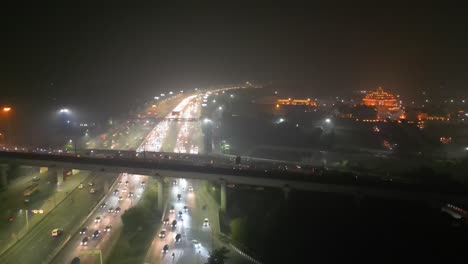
[[1, 3, 468, 109]]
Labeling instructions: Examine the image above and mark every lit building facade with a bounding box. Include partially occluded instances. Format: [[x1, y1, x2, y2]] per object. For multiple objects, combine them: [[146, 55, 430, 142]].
[[362, 87, 402, 120], [362, 87, 397, 107]]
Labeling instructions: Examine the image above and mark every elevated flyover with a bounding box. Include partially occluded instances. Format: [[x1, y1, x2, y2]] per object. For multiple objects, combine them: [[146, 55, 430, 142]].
[[0, 150, 467, 209]]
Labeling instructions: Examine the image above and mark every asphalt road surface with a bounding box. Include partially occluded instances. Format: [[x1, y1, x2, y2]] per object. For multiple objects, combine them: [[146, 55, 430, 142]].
[[52, 173, 148, 264], [0, 172, 117, 264]]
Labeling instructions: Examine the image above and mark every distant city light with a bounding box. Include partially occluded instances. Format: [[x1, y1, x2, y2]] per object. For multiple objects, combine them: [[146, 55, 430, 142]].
[[202, 103, 207, 107], [212, 100, 216, 103], [230, 94, 234, 98], [66, 120, 70, 124], [278, 118, 285, 123], [203, 118, 212, 123], [325, 118, 331, 123], [274, 91, 278, 95], [161, 93, 165, 97], [180, 90, 184, 93], [218, 106, 223, 110], [169, 91, 173, 95], [3, 107, 11, 112], [59, 108, 70, 113], [154, 96, 160, 100]]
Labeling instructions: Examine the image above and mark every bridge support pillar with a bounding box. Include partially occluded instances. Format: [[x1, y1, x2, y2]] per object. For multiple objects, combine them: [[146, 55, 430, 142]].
[[282, 184, 291, 200], [55, 168, 64, 185], [157, 178, 163, 210], [0, 164, 9, 188], [220, 181, 227, 212]]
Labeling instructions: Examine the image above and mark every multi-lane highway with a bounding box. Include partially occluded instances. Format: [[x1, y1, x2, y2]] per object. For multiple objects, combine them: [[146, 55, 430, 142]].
[[144, 178, 250, 264], [51, 93, 196, 263], [0, 172, 116, 264], [52, 173, 148, 264], [0, 170, 91, 255], [142, 92, 251, 264]]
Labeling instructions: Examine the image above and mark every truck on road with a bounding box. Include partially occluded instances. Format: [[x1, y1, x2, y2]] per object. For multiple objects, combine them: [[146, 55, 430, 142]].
[[23, 183, 39, 202]]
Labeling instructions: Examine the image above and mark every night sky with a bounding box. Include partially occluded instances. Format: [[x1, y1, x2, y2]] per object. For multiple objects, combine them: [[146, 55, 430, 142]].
[[1, 3, 468, 116]]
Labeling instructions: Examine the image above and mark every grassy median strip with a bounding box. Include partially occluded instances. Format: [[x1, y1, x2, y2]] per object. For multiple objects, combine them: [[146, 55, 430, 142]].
[[106, 178, 162, 264]]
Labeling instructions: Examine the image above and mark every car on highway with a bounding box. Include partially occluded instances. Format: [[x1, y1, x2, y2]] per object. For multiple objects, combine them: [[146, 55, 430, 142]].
[[170, 205, 175, 213], [171, 220, 177, 228], [125, 180, 129, 185], [140, 181, 146, 186], [100, 202, 108, 208], [71, 257, 80, 264], [78, 183, 84, 189], [175, 233, 182, 242], [177, 194, 182, 200], [192, 240, 201, 248], [80, 237, 89, 246], [178, 211, 183, 218], [108, 207, 114, 213], [51, 228, 62, 237], [163, 217, 170, 225], [92, 230, 101, 239], [104, 225, 112, 232], [122, 188, 128, 193], [7, 215, 15, 222], [79, 227, 88, 235], [117, 181, 122, 186], [118, 196, 123, 201], [88, 181, 95, 186], [183, 206, 189, 212], [159, 229, 166, 238], [188, 186, 193, 192], [113, 189, 119, 195], [95, 216, 101, 223], [172, 180, 178, 186], [32, 176, 40, 182], [115, 207, 121, 213], [89, 188, 96, 194], [203, 218, 209, 227], [128, 192, 134, 197], [162, 244, 169, 253]]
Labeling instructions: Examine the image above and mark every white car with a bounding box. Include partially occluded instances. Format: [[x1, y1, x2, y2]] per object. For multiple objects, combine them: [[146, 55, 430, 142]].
[[203, 218, 209, 227], [51, 228, 62, 237], [95, 216, 101, 223], [192, 240, 201, 248]]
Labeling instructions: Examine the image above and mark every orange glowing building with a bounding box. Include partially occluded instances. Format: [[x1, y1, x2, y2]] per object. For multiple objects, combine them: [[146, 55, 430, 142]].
[[361, 87, 402, 120], [362, 87, 397, 107], [276, 98, 317, 107]]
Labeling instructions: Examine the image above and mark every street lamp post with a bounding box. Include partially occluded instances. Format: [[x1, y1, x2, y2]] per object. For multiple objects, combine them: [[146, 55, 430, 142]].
[[2, 107, 13, 145]]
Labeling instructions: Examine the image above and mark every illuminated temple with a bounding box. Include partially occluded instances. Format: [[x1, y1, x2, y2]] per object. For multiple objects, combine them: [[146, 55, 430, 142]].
[[362, 87, 402, 119], [362, 87, 397, 107]]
